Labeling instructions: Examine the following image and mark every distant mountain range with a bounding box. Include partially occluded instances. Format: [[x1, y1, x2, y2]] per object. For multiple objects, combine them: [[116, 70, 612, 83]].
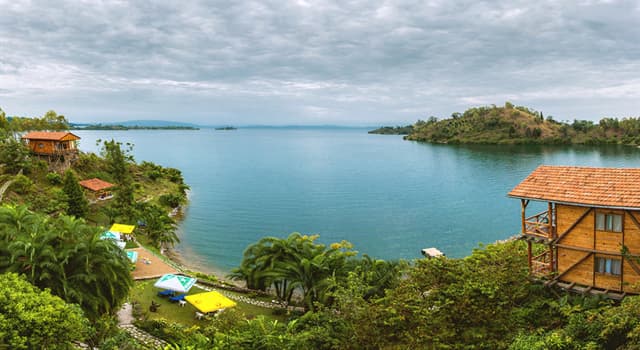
[[70, 120, 200, 128]]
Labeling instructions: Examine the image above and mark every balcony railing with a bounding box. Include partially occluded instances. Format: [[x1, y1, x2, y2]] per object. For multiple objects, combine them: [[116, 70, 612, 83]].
[[531, 251, 553, 277], [524, 210, 554, 239]]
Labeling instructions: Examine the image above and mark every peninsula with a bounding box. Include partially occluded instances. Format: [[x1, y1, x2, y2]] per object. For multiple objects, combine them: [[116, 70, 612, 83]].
[[372, 102, 640, 146]]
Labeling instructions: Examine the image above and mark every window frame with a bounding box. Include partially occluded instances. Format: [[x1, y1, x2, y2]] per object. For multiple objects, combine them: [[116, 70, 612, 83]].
[[594, 256, 622, 276], [595, 211, 623, 233]]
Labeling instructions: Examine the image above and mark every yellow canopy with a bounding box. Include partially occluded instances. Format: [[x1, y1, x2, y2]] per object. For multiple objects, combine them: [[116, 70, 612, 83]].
[[110, 224, 135, 234], [185, 291, 237, 313]]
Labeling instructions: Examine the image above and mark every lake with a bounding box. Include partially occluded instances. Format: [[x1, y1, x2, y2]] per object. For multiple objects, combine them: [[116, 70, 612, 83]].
[[74, 128, 640, 273]]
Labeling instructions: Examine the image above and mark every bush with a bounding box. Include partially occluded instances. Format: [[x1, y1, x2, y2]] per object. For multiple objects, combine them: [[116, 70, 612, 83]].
[[9, 174, 33, 194], [159, 193, 183, 208], [46, 172, 62, 185]]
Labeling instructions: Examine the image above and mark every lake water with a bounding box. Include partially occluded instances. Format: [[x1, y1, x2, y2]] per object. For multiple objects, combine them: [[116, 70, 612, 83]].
[[74, 128, 640, 273]]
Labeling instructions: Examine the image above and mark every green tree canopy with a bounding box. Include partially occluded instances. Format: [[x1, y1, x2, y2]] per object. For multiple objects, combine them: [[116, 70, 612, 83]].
[[0, 272, 89, 349], [62, 169, 88, 218]]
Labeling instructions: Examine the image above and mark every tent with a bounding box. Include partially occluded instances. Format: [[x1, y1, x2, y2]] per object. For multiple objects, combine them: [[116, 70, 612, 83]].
[[185, 291, 237, 313], [100, 231, 120, 240], [153, 274, 197, 293], [110, 223, 135, 235], [126, 250, 138, 263]]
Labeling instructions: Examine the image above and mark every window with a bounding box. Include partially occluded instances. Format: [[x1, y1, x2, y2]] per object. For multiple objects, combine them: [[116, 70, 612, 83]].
[[595, 257, 621, 275], [596, 212, 622, 232], [38, 143, 44, 149]]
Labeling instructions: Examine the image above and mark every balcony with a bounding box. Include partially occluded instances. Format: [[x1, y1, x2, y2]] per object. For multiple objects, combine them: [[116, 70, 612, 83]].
[[523, 210, 555, 240]]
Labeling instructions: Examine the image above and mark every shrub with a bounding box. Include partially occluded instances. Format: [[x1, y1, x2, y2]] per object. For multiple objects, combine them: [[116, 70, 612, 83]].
[[9, 174, 33, 194], [46, 172, 62, 185]]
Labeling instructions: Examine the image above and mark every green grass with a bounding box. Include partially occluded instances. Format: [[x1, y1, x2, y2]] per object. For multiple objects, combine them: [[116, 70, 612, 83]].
[[130, 280, 285, 326]]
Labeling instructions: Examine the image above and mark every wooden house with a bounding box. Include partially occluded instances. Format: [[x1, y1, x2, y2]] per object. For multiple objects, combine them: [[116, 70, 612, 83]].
[[22, 131, 80, 157], [79, 178, 114, 200], [509, 165, 640, 299]]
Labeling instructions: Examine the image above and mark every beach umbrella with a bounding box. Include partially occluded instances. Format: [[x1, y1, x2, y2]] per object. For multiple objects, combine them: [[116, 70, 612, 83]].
[[126, 250, 138, 263], [185, 291, 236, 313], [110, 223, 135, 235], [153, 274, 197, 293], [100, 231, 120, 240]]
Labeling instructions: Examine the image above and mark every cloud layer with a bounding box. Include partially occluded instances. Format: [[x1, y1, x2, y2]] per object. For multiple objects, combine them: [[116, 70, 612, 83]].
[[1, 0, 639, 124]]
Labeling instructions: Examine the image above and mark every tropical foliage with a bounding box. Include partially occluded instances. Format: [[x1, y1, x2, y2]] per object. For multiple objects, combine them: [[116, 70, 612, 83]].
[[0, 205, 133, 320], [0, 272, 89, 349], [230, 233, 363, 310]]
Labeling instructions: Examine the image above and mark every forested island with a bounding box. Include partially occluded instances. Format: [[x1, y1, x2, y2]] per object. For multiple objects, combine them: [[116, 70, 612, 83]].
[[372, 102, 640, 146], [368, 125, 413, 135], [5, 107, 640, 349]]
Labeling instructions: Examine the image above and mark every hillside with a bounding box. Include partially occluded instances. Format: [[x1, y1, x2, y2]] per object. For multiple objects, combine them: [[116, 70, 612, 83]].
[[405, 103, 640, 145]]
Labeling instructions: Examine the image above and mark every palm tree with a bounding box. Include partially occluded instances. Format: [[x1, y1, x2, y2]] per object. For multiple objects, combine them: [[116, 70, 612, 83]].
[[62, 219, 133, 319]]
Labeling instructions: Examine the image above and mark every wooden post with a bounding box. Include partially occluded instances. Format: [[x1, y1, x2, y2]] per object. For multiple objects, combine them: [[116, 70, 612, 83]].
[[548, 202, 553, 239], [528, 241, 532, 273], [521, 199, 528, 234], [549, 244, 554, 274]]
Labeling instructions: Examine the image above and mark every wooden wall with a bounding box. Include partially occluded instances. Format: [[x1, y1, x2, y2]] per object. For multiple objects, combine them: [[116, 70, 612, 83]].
[[554, 204, 640, 292], [26, 140, 75, 155], [27, 140, 56, 154]]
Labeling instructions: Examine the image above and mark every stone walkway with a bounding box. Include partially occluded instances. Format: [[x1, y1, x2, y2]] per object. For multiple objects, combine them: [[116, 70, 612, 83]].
[[117, 302, 169, 349], [194, 283, 305, 312]]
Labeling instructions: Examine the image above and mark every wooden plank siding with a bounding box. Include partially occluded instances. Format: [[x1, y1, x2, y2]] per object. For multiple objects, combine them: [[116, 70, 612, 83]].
[[26, 139, 77, 155], [551, 204, 640, 293]]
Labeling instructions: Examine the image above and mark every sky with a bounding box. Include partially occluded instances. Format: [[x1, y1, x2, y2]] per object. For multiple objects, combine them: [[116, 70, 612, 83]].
[[1, 0, 639, 126]]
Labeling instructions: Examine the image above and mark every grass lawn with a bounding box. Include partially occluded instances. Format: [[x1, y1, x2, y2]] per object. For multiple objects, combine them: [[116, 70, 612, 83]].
[[130, 280, 285, 326]]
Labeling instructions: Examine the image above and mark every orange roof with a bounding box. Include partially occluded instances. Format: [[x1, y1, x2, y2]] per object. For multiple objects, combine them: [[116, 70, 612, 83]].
[[508, 165, 640, 209], [21, 131, 80, 141], [79, 178, 114, 192]]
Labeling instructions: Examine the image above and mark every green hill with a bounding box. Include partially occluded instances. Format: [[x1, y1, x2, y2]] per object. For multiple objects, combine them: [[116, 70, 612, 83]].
[[405, 103, 640, 145]]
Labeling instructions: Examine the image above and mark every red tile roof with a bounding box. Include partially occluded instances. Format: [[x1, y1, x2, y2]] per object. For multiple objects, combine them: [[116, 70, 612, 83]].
[[79, 178, 114, 192], [21, 131, 80, 141], [508, 165, 640, 209]]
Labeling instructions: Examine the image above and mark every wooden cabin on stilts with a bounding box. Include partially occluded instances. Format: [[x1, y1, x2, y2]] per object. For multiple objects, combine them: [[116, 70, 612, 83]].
[[509, 165, 640, 300], [21, 131, 80, 170]]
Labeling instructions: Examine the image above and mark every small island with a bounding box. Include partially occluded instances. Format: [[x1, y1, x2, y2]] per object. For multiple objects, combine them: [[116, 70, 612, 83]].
[[215, 126, 237, 130]]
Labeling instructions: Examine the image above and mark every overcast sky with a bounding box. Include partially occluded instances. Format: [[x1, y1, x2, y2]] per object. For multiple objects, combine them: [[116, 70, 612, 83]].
[[1, 0, 639, 125]]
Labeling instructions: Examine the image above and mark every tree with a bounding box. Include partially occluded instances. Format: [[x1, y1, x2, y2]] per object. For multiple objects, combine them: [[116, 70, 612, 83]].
[[62, 169, 88, 218], [100, 140, 135, 215], [230, 233, 355, 310], [0, 272, 89, 349], [136, 202, 179, 249], [0, 206, 133, 321], [0, 134, 31, 174]]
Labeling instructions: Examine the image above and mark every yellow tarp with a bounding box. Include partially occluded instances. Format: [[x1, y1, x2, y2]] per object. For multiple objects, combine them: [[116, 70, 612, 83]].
[[110, 224, 135, 234], [185, 291, 237, 313]]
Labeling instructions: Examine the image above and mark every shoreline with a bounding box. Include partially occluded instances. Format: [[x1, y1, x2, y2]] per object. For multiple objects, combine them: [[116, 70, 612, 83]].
[[162, 199, 243, 286]]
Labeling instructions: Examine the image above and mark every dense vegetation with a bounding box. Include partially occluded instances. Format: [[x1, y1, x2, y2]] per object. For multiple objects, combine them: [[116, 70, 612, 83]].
[[0, 108, 188, 347], [126, 239, 640, 349], [368, 125, 413, 135], [404, 102, 640, 145], [0, 273, 89, 349], [5, 107, 640, 348]]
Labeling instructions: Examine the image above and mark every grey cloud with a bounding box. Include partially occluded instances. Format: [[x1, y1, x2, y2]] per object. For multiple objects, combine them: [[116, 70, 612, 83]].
[[0, 0, 639, 124]]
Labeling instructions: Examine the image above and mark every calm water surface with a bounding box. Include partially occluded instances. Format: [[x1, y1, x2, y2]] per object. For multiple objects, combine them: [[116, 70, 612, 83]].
[[74, 128, 640, 272]]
